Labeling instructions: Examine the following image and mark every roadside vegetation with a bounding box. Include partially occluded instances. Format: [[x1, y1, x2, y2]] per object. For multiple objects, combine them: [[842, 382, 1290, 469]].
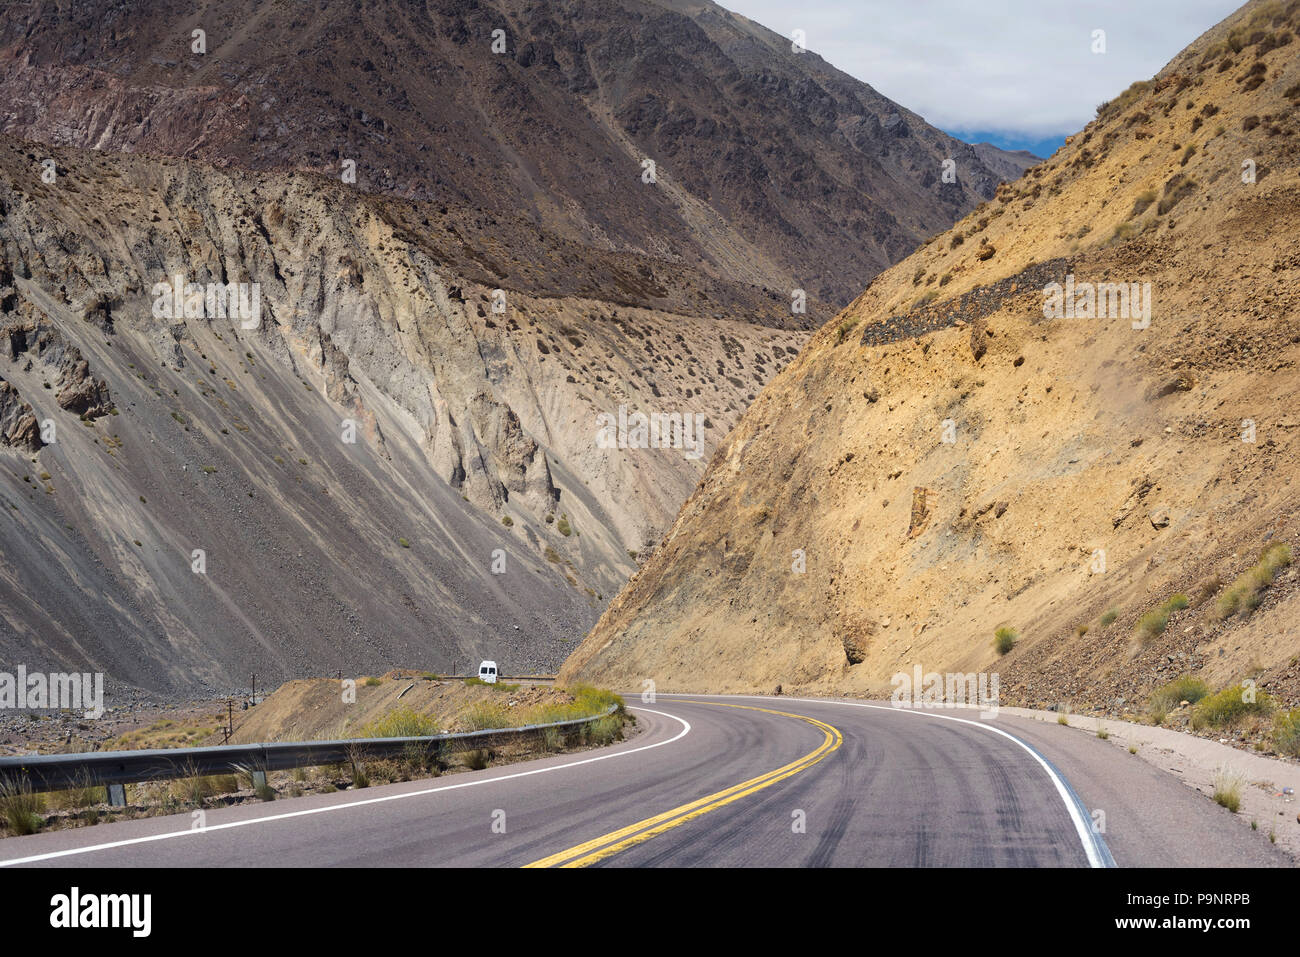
[[106, 717, 224, 751], [993, 626, 1018, 655], [0, 777, 44, 835], [1148, 675, 1210, 723], [1273, 709, 1300, 757], [5, 682, 629, 837], [464, 676, 521, 692], [1190, 684, 1274, 730], [354, 706, 438, 739], [1212, 767, 1243, 813], [460, 684, 624, 732], [1212, 543, 1292, 621], [1135, 593, 1189, 643]]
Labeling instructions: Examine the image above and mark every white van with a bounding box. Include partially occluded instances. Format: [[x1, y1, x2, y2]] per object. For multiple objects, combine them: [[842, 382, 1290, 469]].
[[477, 660, 499, 684]]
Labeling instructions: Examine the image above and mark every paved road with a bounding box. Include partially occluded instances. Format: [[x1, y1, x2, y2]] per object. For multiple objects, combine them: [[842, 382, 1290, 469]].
[[0, 695, 1290, 867]]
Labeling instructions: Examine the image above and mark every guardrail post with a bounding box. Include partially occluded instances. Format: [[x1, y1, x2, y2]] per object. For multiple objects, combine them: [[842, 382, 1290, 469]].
[[107, 783, 127, 807]]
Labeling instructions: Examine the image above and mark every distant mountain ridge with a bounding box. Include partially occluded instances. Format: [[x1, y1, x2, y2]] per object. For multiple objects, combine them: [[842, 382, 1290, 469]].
[[0, 0, 1032, 316]]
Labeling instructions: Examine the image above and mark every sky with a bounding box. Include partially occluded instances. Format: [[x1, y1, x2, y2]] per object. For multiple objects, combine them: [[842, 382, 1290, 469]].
[[719, 0, 1245, 157]]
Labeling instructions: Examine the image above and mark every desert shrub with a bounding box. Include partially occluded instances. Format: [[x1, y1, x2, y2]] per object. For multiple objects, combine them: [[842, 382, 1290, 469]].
[[569, 685, 625, 717], [357, 706, 437, 739], [0, 777, 44, 835], [462, 701, 512, 730], [1098, 607, 1120, 627], [1190, 685, 1275, 729], [1194, 576, 1222, 606], [585, 714, 623, 747], [1273, 709, 1300, 757], [1097, 79, 1152, 117], [1212, 768, 1243, 813], [993, 626, 1019, 655], [1130, 189, 1158, 217], [47, 777, 107, 811], [345, 745, 370, 789], [1157, 174, 1198, 214], [171, 771, 238, 806], [1214, 543, 1292, 620], [1135, 594, 1189, 643], [1148, 675, 1210, 722]]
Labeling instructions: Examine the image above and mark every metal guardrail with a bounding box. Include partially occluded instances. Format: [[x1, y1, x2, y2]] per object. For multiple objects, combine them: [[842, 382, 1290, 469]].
[[0, 705, 618, 792]]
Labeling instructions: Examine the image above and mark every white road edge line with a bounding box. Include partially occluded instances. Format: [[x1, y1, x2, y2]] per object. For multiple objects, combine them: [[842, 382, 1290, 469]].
[[662, 693, 1114, 868], [0, 707, 690, 867]]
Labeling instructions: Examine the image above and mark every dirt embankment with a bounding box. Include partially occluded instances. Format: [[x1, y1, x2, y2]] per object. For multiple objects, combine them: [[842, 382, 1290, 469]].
[[231, 671, 582, 743], [561, 1, 1300, 725]]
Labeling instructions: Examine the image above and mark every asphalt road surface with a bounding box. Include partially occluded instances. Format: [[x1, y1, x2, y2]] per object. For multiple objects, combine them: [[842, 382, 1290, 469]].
[[0, 694, 1290, 867]]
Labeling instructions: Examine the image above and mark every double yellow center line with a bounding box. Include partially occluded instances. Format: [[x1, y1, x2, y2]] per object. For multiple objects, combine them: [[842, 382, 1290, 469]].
[[524, 701, 843, 868]]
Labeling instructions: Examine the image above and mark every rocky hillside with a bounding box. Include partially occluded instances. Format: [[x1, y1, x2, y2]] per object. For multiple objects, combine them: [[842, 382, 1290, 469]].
[[0, 0, 1036, 696], [0, 137, 803, 693], [561, 0, 1300, 716], [0, 0, 1030, 315]]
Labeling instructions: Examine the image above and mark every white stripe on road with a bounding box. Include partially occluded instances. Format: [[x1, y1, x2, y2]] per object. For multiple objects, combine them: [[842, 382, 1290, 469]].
[[660, 694, 1114, 868], [0, 708, 690, 867]]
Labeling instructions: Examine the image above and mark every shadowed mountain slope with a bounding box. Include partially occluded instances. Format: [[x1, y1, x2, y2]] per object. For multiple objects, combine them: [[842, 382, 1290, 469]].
[[0, 0, 1029, 315]]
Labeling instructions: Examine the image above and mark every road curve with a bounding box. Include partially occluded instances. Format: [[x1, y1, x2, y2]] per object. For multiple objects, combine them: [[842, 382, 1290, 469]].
[[0, 694, 1289, 867]]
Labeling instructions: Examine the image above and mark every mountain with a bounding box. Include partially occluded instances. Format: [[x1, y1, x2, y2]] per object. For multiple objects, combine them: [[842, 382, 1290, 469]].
[[969, 142, 1041, 183], [560, 0, 1300, 715], [0, 0, 1027, 315], [0, 0, 1031, 694], [0, 136, 815, 692]]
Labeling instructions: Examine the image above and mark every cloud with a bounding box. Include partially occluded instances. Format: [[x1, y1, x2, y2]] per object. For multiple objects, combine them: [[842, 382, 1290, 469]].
[[718, 0, 1243, 139]]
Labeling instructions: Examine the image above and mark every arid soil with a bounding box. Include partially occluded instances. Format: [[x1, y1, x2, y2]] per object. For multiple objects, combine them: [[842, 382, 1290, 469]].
[[0, 0, 1031, 694], [562, 1, 1300, 725], [0, 137, 801, 692]]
